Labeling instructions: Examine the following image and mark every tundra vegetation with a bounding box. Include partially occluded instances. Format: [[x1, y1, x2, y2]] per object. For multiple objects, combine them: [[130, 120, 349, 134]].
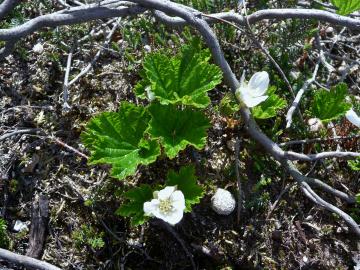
[[0, 0, 360, 269]]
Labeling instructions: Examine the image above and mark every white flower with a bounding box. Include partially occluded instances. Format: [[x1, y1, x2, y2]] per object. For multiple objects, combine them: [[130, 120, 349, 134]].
[[307, 118, 324, 132], [235, 71, 269, 108], [345, 109, 360, 128], [211, 188, 236, 215], [32, 43, 44, 54], [145, 86, 155, 101], [143, 186, 185, 225]]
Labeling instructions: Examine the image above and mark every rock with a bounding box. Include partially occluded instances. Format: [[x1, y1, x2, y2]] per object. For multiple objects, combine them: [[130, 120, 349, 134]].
[[211, 188, 236, 215], [307, 118, 323, 132], [13, 220, 28, 232], [143, 45, 151, 52], [32, 43, 44, 54]]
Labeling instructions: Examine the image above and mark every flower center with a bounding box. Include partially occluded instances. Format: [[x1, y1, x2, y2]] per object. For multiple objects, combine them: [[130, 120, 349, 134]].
[[159, 199, 173, 214]]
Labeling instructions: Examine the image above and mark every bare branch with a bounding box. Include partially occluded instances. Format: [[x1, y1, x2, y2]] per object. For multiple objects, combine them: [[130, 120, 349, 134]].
[[0, 3, 145, 41], [152, 9, 360, 30], [68, 19, 121, 87], [0, 0, 21, 20], [284, 160, 360, 236], [304, 176, 356, 204], [62, 45, 74, 110], [0, 128, 43, 141], [279, 134, 360, 146], [0, 248, 61, 270], [286, 61, 320, 128]]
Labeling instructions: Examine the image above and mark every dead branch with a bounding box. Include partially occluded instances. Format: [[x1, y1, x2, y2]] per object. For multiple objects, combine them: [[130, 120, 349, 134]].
[[0, 248, 61, 270]]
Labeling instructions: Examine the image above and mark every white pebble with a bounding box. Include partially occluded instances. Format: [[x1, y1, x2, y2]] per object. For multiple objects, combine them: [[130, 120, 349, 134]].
[[13, 220, 28, 232], [143, 45, 151, 52], [307, 118, 323, 132], [32, 43, 44, 54]]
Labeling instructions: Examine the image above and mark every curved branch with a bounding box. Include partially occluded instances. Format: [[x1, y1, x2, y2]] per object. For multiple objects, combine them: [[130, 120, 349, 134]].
[[0, 248, 61, 270], [153, 8, 360, 30], [284, 161, 360, 236], [0, 0, 21, 20], [305, 176, 356, 204], [283, 150, 360, 161], [279, 134, 360, 146], [246, 8, 360, 29], [0, 4, 145, 41]]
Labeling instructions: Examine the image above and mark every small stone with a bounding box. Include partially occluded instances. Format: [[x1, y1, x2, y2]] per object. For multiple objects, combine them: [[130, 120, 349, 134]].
[[32, 43, 44, 54], [303, 255, 308, 263], [308, 118, 323, 132], [290, 71, 300, 80], [226, 138, 236, 151], [13, 220, 28, 232], [211, 188, 236, 215], [143, 45, 151, 52], [325, 26, 334, 35]]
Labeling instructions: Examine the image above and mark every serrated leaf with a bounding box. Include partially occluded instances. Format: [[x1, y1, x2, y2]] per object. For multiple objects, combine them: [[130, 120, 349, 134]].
[[134, 69, 150, 99], [116, 184, 153, 226], [165, 165, 204, 212], [147, 103, 210, 159], [309, 83, 351, 123], [331, 0, 360, 15], [135, 38, 222, 107], [348, 158, 360, 171], [219, 93, 240, 117], [252, 87, 287, 119], [81, 102, 160, 180]]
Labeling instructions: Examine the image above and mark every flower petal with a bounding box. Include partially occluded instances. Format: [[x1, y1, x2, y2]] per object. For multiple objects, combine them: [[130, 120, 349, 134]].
[[170, 190, 185, 211], [143, 199, 159, 216], [346, 109, 360, 128], [242, 94, 268, 108], [157, 186, 176, 200], [157, 209, 184, 225], [248, 71, 269, 97]]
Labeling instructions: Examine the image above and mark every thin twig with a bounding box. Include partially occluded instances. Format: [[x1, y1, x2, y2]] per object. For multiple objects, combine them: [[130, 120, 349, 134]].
[[284, 160, 360, 236], [50, 136, 89, 159], [285, 61, 320, 128], [279, 134, 360, 146], [234, 138, 243, 224], [63, 45, 74, 110], [68, 19, 121, 87], [266, 183, 294, 219], [0, 128, 42, 142], [154, 220, 196, 270]]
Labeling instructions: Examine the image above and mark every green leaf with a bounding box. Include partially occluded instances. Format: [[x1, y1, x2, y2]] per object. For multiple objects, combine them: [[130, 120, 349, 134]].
[[252, 87, 287, 119], [309, 83, 351, 123], [81, 102, 160, 180], [331, 0, 360, 15], [219, 93, 240, 117], [165, 165, 204, 212], [116, 184, 153, 226], [348, 158, 360, 171], [356, 193, 360, 204], [135, 38, 223, 108], [147, 103, 210, 159]]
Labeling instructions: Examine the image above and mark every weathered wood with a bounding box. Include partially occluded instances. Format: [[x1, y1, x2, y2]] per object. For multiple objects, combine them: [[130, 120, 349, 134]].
[[26, 194, 49, 259], [0, 248, 61, 270]]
